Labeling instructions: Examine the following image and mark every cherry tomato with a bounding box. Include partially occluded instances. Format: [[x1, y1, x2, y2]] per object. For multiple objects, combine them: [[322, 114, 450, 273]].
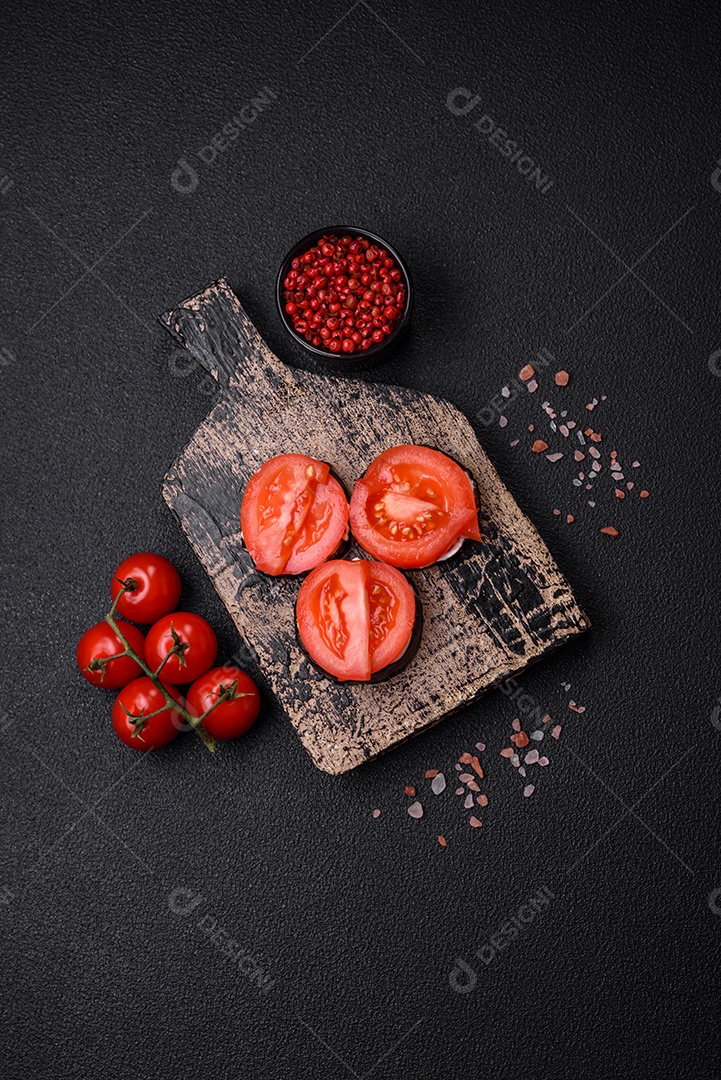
[[349, 445, 480, 569], [76, 620, 147, 690], [296, 559, 418, 681], [111, 553, 182, 623], [186, 666, 261, 740], [112, 677, 184, 750], [144, 612, 217, 684], [241, 453, 349, 576]]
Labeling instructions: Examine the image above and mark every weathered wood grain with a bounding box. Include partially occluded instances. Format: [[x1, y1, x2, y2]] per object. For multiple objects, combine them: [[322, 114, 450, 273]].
[[161, 279, 588, 774]]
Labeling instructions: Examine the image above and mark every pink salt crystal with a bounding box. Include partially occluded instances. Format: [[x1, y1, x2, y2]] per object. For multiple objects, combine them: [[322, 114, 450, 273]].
[[499, 416, 508, 428], [524, 749, 540, 765], [464, 793, 474, 809], [512, 718, 521, 732], [475, 742, 486, 752], [523, 784, 535, 797], [574, 450, 584, 462], [538, 757, 550, 767], [527, 379, 538, 393], [551, 725, 562, 739], [407, 802, 423, 819], [372, 809, 381, 818]]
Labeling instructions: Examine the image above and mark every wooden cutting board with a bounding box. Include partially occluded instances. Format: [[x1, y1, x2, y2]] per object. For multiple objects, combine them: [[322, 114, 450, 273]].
[[160, 278, 588, 774]]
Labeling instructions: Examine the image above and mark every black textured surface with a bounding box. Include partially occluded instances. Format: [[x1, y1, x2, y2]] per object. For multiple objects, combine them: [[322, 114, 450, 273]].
[[2, 2, 721, 1077]]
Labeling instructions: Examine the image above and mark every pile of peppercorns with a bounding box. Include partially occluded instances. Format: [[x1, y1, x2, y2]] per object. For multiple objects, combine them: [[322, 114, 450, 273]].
[[282, 234, 407, 354]]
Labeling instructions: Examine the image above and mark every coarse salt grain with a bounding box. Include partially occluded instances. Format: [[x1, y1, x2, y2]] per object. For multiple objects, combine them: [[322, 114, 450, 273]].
[[372, 809, 381, 818], [431, 772, 446, 795], [523, 784, 535, 797], [407, 801, 423, 819]]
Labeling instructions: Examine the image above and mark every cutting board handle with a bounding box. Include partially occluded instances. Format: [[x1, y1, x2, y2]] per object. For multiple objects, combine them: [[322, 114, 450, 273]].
[[160, 278, 293, 393]]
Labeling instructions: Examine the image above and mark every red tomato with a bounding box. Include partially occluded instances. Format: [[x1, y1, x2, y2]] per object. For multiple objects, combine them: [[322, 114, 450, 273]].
[[296, 559, 418, 681], [112, 677, 184, 750], [76, 620, 147, 689], [111, 553, 182, 623], [186, 666, 261, 740], [144, 612, 218, 684], [349, 445, 480, 569], [241, 453, 349, 576], [366, 561, 418, 674]]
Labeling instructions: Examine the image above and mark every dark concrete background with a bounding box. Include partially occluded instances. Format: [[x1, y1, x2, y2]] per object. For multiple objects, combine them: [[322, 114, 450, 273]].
[[2, 1, 721, 1077]]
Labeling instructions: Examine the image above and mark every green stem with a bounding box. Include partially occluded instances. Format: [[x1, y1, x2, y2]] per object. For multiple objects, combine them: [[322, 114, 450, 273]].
[[105, 612, 217, 753]]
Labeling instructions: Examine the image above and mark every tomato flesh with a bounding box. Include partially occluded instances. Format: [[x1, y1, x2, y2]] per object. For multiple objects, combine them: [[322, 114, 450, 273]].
[[241, 454, 348, 576], [296, 559, 417, 681], [350, 445, 480, 569], [367, 561, 417, 673]]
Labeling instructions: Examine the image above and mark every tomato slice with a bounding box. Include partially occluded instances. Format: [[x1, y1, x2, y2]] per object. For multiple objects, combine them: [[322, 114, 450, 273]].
[[296, 560, 371, 681], [366, 561, 417, 674], [349, 445, 480, 569], [241, 454, 348, 576], [296, 559, 418, 681]]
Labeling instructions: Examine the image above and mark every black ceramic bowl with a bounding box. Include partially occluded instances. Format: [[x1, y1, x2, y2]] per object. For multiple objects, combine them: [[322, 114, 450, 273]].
[[276, 226, 413, 369]]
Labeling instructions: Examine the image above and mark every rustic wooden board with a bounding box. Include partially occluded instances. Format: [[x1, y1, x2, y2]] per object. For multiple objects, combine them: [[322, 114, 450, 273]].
[[160, 278, 588, 774]]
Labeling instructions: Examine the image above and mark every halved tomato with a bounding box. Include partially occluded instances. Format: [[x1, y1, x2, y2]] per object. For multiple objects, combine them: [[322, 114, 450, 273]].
[[349, 445, 480, 569], [296, 559, 419, 682], [241, 454, 349, 576]]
